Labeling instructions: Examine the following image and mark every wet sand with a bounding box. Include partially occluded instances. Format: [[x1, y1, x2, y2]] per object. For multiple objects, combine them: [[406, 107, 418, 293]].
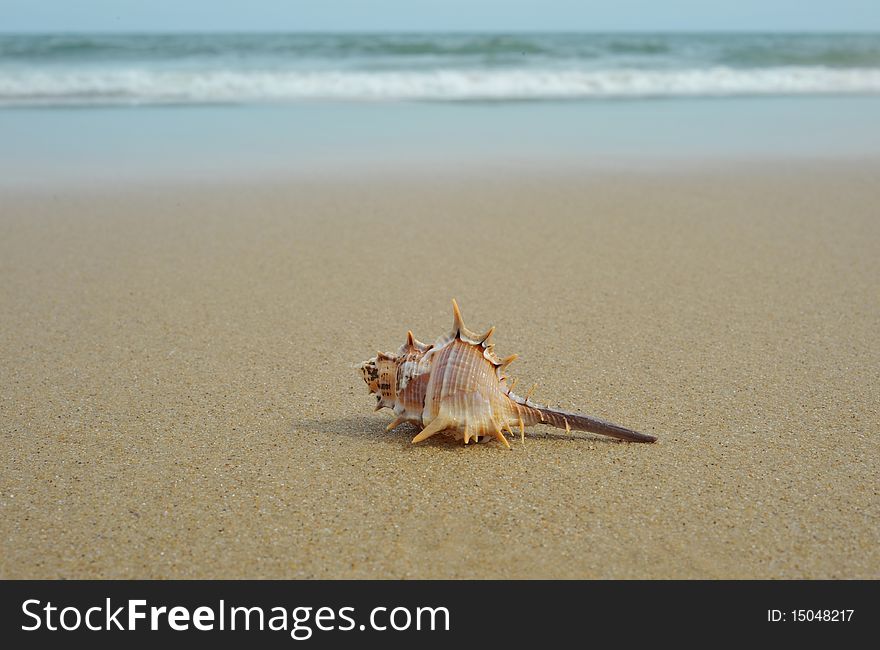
[[1, 161, 878, 578]]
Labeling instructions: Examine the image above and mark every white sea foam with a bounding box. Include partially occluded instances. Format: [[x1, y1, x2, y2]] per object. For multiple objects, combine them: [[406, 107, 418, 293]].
[[1, 67, 880, 105]]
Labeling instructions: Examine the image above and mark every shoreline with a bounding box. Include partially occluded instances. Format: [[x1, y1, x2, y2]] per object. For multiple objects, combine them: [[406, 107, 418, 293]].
[[3, 153, 880, 195], [3, 95, 880, 189]]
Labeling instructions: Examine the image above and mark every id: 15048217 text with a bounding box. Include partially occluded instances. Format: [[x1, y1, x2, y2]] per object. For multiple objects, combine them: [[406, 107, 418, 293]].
[[767, 610, 854, 622]]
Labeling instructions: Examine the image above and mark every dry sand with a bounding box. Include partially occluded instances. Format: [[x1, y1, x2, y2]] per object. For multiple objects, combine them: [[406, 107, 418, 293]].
[[1, 162, 878, 578]]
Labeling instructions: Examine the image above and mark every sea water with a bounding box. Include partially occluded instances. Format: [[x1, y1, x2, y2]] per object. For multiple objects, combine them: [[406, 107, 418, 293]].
[[1, 33, 879, 186], [2, 32, 880, 104]]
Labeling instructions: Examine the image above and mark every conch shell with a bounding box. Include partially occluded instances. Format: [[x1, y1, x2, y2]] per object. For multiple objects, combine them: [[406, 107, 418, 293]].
[[360, 300, 656, 448]]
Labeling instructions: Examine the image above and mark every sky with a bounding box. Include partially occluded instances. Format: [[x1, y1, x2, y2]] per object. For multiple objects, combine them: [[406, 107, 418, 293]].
[[1, 0, 878, 32]]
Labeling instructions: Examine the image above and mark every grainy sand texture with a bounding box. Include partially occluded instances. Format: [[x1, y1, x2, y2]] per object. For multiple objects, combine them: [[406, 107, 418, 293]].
[[1, 163, 878, 578]]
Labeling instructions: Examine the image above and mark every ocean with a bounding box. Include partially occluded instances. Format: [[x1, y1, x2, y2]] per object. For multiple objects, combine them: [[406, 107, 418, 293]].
[[2, 32, 880, 105], [3, 32, 880, 187]]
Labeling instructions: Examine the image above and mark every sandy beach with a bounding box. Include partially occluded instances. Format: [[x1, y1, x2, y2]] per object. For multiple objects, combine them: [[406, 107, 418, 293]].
[[1, 161, 878, 579]]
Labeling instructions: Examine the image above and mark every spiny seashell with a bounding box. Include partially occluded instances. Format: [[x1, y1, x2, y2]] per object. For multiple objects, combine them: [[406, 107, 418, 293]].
[[360, 300, 656, 447]]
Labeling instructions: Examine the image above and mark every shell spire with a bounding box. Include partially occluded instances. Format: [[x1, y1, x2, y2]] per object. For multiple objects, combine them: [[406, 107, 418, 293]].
[[359, 301, 657, 447]]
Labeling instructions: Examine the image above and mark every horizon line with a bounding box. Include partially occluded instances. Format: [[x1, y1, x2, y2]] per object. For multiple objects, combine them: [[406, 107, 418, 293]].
[[2, 28, 880, 35]]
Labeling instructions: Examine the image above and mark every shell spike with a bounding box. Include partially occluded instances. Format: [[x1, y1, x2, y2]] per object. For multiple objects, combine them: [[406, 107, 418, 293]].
[[398, 330, 429, 355], [450, 298, 487, 343], [500, 354, 518, 370], [451, 298, 466, 336], [412, 417, 449, 444], [481, 326, 496, 346], [386, 415, 406, 431], [491, 423, 511, 449]]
